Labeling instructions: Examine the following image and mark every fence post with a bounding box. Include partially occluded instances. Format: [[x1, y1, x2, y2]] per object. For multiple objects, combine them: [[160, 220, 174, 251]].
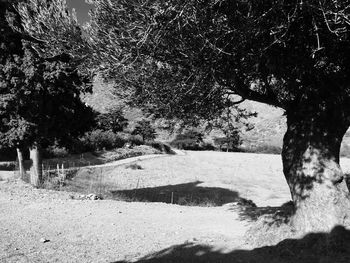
[[61, 163, 65, 180]]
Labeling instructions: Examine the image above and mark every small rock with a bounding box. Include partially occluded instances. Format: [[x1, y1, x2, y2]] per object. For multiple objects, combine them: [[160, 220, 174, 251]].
[[40, 238, 50, 243]]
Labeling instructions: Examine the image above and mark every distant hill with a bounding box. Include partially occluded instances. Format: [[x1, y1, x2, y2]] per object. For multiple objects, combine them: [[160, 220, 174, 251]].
[[238, 100, 350, 157], [238, 101, 286, 150], [84, 79, 350, 157], [82, 78, 144, 130]]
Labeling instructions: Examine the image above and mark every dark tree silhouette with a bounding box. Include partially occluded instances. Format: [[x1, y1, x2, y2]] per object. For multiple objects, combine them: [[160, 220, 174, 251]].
[[132, 120, 157, 143], [0, 0, 94, 186], [97, 108, 128, 133], [87, 1, 350, 233]]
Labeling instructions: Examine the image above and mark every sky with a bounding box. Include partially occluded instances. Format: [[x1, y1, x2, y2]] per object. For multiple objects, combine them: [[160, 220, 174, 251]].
[[66, 0, 93, 24]]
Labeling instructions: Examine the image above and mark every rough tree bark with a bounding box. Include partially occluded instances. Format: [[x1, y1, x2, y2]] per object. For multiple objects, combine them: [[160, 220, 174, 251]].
[[16, 148, 25, 180], [282, 102, 350, 232], [29, 144, 42, 187]]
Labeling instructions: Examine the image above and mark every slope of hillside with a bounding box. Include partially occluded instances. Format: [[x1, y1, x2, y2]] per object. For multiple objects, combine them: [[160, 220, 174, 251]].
[[84, 80, 350, 156], [239, 100, 350, 156], [238, 101, 286, 150], [82, 77, 144, 130]]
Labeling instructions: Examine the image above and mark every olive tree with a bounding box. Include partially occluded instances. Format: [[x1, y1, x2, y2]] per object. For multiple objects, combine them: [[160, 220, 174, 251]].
[[87, 0, 350, 233]]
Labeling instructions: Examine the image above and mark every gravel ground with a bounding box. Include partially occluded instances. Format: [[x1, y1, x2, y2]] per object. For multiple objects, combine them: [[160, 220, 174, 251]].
[[0, 180, 248, 263]]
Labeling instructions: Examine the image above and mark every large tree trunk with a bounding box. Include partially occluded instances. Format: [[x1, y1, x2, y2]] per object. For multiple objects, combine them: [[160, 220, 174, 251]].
[[282, 103, 350, 233], [29, 144, 42, 187], [16, 148, 25, 180]]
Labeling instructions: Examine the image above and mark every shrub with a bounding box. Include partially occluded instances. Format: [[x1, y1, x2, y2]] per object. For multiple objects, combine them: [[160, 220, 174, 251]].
[[42, 145, 69, 158], [128, 135, 144, 146], [146, 141, 175, 154], [96, 108, 128, 133], [214, 136, 240, 152], [132, 120, 157, 142], [170, 138, 215, 151], [170, 129, 205, 150], [0, 161, 16, 171], [239, 144, 282, 155], [175, 129, 204, 142], [81, 129, 126, 151], [101, 145, 160, 162]]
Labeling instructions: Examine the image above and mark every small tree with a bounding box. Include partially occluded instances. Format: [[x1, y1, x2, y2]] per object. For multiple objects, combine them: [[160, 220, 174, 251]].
[[97, 108, 128, 133], [171, 129, 204, 150], [211, 106, 255, 151], [132, 120, 156, 143]]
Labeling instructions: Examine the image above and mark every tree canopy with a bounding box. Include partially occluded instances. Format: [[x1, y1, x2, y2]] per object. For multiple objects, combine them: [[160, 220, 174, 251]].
[[0, 0, 94, 185], [87, 0, 350, 234], [87, 0, 350, 114], [0, 0, 94, 149]]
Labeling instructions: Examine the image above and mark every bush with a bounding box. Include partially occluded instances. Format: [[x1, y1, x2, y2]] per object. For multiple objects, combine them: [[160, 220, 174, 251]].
[[170, 138, 215, 151], [101, 145, 161, 162], [146, 141, 175, 154], [128, 135, 144, 146], [42, 145, 69, 158], [0, 161, 16, 171], [132, 120, 157, 142], [239, 144, 282, 155], [214, 136, 240, 151], [175, 129, 204, 142], [81, 129, 126, 151], [96, 108, 128, 133], [170, 129, 207, 150]]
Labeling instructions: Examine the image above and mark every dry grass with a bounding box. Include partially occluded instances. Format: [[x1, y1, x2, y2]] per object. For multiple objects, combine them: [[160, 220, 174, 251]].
[[61, 151, 287, 207], [61, 151, 350, 208]]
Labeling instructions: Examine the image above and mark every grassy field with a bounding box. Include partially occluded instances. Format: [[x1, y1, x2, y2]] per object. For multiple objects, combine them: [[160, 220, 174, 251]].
[[63, 151, 350, 207], [63, 151, 286, 207]]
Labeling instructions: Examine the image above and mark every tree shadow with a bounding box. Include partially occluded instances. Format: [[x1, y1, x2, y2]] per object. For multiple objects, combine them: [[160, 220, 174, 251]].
[[110, 181, 257, 207], [112, 225, 350, 263]]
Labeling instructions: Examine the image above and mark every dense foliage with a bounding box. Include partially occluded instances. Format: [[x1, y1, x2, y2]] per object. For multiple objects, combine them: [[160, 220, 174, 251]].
[[96, 108, 129, 133], [132, 119, 157, 142], [87, 0, 350, 115], [0, 0, 94, 149]]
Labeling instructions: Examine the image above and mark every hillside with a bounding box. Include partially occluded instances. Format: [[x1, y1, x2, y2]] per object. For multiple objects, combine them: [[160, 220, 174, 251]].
[[83, 79, 350, 155], [238, 100, 350, 156]]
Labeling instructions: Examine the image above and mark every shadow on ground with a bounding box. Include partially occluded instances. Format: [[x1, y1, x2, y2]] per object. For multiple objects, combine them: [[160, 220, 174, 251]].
[[112, 226, 350, 263], [110, 181, 257, 207]]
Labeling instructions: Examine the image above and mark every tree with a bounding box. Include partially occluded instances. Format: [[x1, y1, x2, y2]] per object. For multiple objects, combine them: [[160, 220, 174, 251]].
[[211, 106, 255, 151], [96, 108, 128, 133], [132, 119, 156, 143], [0, 0, 94, 186], [88, 1, 350, 233], [171, 128, 204, 150]]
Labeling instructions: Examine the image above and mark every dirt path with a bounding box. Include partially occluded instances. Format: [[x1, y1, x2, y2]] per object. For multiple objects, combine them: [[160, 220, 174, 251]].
[[0, 179, 248, 263]]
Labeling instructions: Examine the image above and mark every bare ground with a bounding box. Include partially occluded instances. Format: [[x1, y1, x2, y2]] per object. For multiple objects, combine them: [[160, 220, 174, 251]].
[[1, 151, 350, 262]]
